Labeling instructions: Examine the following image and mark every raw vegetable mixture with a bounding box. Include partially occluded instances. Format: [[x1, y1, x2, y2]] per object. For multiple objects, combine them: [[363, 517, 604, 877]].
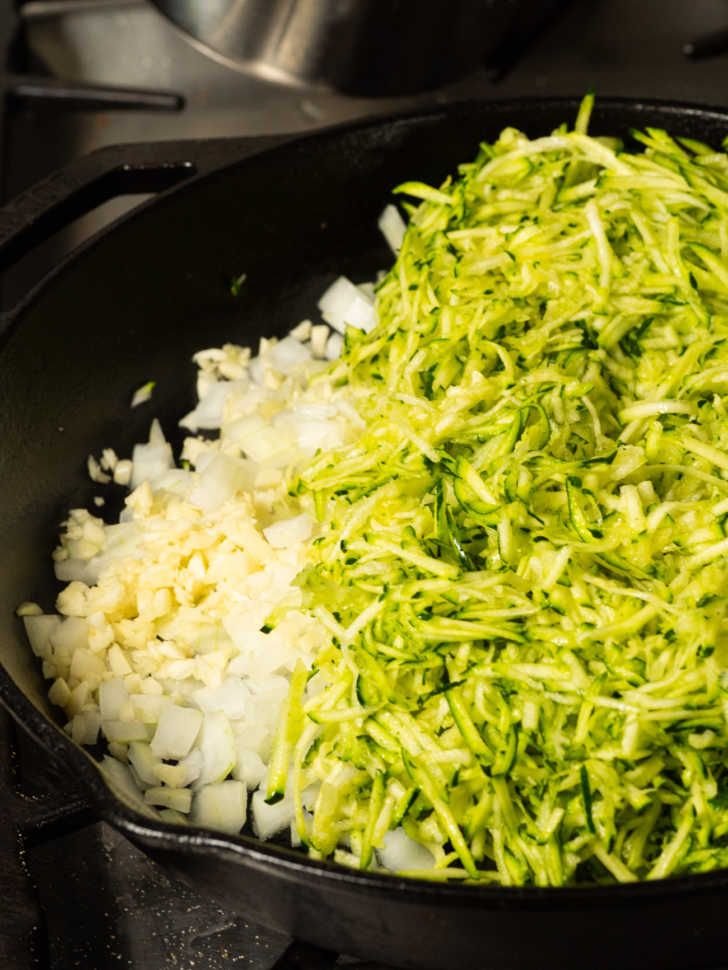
[[23, 97, 728, 885]]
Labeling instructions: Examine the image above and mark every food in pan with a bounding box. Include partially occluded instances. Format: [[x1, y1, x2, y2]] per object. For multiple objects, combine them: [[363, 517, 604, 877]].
[[20, 96, 728, 884]]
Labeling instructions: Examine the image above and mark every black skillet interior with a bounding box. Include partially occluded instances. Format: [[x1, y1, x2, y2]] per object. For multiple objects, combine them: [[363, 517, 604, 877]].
[[2, 98, 728, 970]]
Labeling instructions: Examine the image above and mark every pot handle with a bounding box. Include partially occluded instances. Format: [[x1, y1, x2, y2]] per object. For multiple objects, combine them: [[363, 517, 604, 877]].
[[0, 134, 290, 277]]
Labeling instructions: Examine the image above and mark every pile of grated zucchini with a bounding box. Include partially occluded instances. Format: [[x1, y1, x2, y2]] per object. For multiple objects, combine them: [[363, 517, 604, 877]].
[[272, 96, 728, 885]]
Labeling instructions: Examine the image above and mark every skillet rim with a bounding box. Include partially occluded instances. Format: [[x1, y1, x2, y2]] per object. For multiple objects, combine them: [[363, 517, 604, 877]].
[[2, 93, 728, 906]]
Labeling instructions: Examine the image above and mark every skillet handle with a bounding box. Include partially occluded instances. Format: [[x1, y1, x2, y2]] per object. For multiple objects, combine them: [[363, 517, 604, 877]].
[[0, 134, 290, 277]]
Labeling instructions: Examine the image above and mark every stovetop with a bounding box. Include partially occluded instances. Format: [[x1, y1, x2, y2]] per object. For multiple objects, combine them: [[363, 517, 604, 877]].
[[3, 1, 728, 968]]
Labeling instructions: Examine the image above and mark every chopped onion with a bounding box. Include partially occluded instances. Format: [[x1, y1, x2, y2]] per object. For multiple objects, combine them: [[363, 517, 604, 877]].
[[70, 710, 101, 745], [250, 787, 294, 840], [144, 786, 192, 813], [23, 614, 61, 659], [318, 276, 376, 334], [378, 204, 406, 254], [263, 513, 314, 549], [378, 829, 435, 872], [150, 705, 202, 760], [196, 711, 236, 786], [193, 677, 250, 719], [131, 381, 155, 408], [101, 756, 156, 815], [128, 741, 162, 786], [232, 747, 266, 789], [131, 439, 173, 489], [180, 380, 238, 431], [188, 453, 253, 512], [99, 678, 129, 720], [103, 719, 148, 743], [192, 780, 246, 834], [25, 309, 357, 849], [268, 336, 312, 374]]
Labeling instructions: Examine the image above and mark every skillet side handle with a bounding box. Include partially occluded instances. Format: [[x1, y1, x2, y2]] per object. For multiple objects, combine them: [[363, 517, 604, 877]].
[[0, 135, 291, 275]]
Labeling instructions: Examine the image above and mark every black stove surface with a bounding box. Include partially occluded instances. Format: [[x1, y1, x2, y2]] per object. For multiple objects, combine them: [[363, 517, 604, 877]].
[[3, 2, 728, 968]]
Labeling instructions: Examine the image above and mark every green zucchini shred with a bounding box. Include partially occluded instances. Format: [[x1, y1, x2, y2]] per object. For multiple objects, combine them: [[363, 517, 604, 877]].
[[282, 96, 728, 885]]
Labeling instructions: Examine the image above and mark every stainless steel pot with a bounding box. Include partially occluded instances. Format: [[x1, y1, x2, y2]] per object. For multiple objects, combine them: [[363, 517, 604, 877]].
[[149, 0, 519, 95]]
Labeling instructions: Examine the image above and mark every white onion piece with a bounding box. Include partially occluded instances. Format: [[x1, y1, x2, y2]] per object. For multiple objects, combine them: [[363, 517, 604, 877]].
[[50, 617, 89, 659], [251, 787, 294, 840], [196, 711, 236, 786], [131, 694, 169, 723], [358, 281, 376, 300], [268, 336, 312, 374], [54, 558, 99, 584], [301, 784, 320, 812], [155, 760, 195, 788], [150, 704, 202, 759], [289, 320, 312, 341], [131, 441, 173, 489], [144, 786, 192, 813], [227, 630, 291, 681], [69, 648, 105, 684], [232, 747, 266, 789], [130, 382, 154, 407], [70, 710, 101, 745], [102, 755, 156, 815], [113, 460, 133, 486], [231, 718, 273, 761], [103, 719, 148, 743], [192, 780, 247, 834], [310, 324, 329, 357], [318, 276, 376, 334], [128, 741, 162, 787], [96, 520, 142, 558], [153, 468, 194, 497], [378, 204, 406, 254], [263, 513, 314, 549], [23, 614, 61, 659], [158, 808, 188, 825], [378, 829, 435, 872], [99, 679, 129, 720], [178, 748, 203, 786], [224, 413, 294, 466], [326, 332, 344, 360], [188, 453, 253, 512], [48, 678, 71, 707], [147, 419, 164, 444], [193, 677, 250, 719], [180, 380, 236, 431], [275, 404, 344, 456]]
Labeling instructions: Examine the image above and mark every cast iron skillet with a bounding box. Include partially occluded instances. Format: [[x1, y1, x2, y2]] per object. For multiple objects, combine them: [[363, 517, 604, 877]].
[[1, 98, 727, 970]]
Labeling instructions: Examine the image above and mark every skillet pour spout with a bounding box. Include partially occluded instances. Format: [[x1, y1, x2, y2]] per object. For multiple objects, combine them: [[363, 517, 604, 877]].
[[0, 97, 727, 969]]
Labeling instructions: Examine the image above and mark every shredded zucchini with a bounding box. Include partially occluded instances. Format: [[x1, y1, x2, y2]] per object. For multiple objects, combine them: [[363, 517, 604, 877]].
[[282, 96, 728, 885]]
